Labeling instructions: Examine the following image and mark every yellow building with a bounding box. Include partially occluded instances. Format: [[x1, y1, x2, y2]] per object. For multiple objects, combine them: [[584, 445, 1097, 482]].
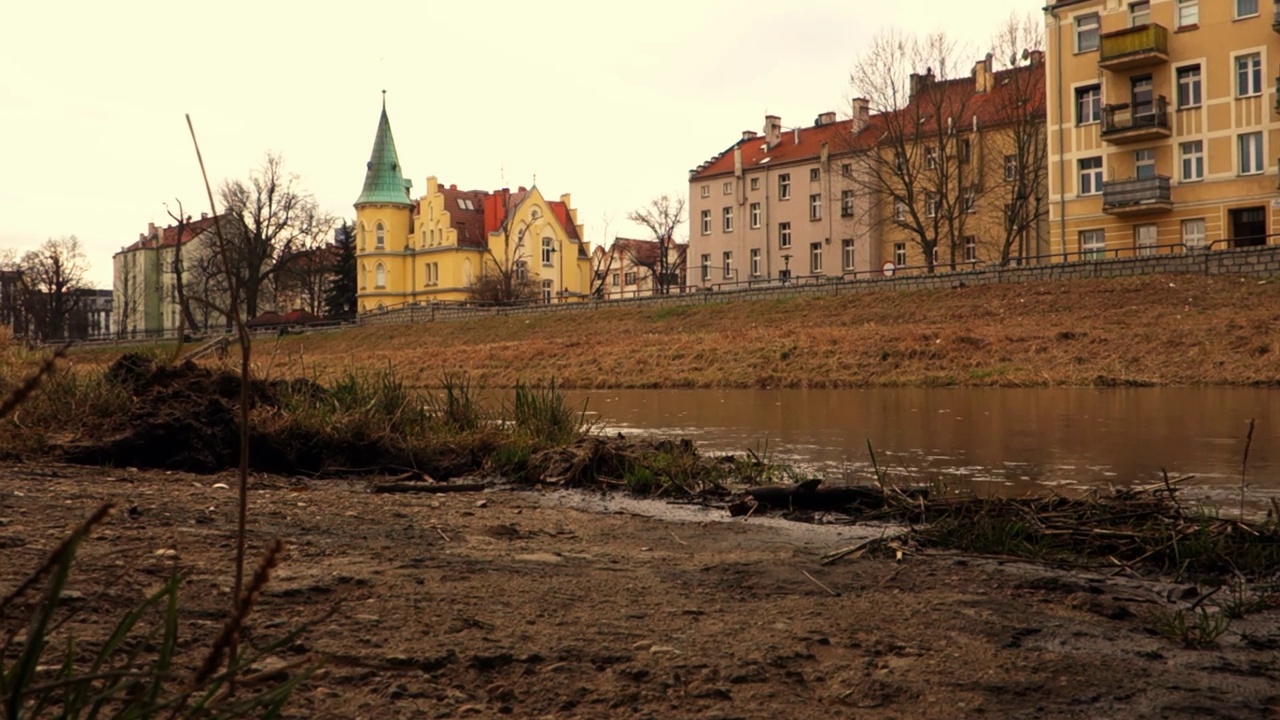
[[354, 100, 593, 312], [1045, 0, 1280, 259]]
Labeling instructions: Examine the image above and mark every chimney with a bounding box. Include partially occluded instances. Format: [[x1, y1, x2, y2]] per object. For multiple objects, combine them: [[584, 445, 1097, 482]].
[[200, 212, 208, 220], [815, 111, 837, 126], [909, 68, 935, 99], [1027, 49, 1045, 66], [764, 115, 782, 149], [973, 53, 994, 93], [742, 130, 758, 141], [851, 98, 870, 133], [450, 184, 457, 190], [793, 127, 801, 145]]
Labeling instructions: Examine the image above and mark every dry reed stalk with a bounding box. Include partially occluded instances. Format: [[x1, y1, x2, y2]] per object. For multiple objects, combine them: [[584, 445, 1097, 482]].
[[1241, 418, 1255, 521], [185, 113, 254, 678], [192, 538, 284, 687], [0, 342, 70, 420], [0, 502, 113, 618]]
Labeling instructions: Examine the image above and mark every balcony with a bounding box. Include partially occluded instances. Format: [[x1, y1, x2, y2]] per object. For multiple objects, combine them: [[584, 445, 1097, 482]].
[[1098, 24, 1169, 71], [1102, 176, 1173, 216], [1101, 97, 1171, 143]]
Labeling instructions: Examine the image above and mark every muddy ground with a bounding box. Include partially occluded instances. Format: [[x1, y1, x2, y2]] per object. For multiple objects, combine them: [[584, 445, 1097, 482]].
[[3, 464, 1279, 719]]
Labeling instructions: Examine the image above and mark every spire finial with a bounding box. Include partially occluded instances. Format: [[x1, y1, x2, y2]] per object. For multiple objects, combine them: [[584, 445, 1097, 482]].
[[381, 89, 386, 109]]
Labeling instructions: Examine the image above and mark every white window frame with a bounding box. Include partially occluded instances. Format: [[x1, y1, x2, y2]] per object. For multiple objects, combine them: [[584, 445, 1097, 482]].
[[925, 192, 938, 218], [700, 185, 710, 198], [1176, 0, 1199, 27], [810, 242, 823, 274], [700, 209, 711, 235], [963, 186, 977, 213], [925, 146, 937, 169], [1180, 140, 1204, 182], [1004, 154, 1018, 182], [374, 262, 387, 288], [749, 202, 761, 228], [723, 181, 733, 195], [1239, 131, 1264, 175], [1135, 223, 1158, 257], [1130, 1, 1150, 26], [1078, 156, 1103, 196], [750, 248, 761, 277], [1080, 229, 1106, 259], [1236, 0, 1259, 19], [722, 206, 734, 233], [963, 236, 977, 262], [1076, 85, 1102, 125], [700, 254, 711, 281], [722, 251, 733, 280], [778, 222, 792, 249], [541, 280, 553, 304], [375, 222, 385, 248], [779, 173, 791, 200], [750, 177, 760, 190], [1176, 64, 1202, 108], [1134, 149, 1157, 180], [1182, 218, 1206, 249], [541, 237, 554, 265], [893, 199, 907, 222], [841, 190, 854, 217], [1075, 13, 1100, 53], [809, 193, 822, 220], [842, 239, 855, 270], [894, 243, 907, 267], [809, 168, 821, 182], [1236, 53, 1262, 97]]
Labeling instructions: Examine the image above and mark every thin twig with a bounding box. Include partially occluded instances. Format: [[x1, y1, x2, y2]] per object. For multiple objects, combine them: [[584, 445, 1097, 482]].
[[802, 569, 840, 597], [1241, 418, 1255, 521]]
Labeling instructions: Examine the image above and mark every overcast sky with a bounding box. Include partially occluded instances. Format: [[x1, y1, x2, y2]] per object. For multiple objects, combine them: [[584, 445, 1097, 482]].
[[1, 0, 1037, 288]]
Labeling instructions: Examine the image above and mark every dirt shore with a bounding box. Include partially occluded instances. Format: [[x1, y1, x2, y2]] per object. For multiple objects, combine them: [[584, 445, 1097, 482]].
[[3, 464, 1278, 719]]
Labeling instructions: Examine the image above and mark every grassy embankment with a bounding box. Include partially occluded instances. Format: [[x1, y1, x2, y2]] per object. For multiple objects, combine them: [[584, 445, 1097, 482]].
[[70, 274, 1280, 389]]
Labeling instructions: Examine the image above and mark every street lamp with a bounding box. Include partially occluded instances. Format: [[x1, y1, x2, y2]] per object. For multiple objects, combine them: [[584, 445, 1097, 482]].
[[781, 253, 792, 284]]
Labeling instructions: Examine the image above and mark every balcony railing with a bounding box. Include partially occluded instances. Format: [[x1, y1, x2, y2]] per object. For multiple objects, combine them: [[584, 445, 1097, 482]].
[[1099, 24, 1169, 70], [1101, 97, 1171, 142], [1102, 175, 1173, 215]]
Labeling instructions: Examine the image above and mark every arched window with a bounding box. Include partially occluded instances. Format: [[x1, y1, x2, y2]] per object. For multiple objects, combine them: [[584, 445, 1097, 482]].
[[359, 262, 367, 290], [358, 222, 367, 251], [463, 258, 473, 284], [530, 208, 541, 220], [376, 222, 385, 249], [375, 263, 387, 289]]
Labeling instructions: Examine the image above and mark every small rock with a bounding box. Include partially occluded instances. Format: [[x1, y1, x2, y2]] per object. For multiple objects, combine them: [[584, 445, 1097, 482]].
[[649, 646, 680, 656], [154, 549, 179, 559], [212, 483, 230, 490], [631, 640, 654, 652], [475, 500, 488, 509]]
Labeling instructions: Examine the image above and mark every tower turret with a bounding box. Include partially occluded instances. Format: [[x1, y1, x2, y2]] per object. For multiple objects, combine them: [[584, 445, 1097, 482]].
[[355, 93, 413, 207]]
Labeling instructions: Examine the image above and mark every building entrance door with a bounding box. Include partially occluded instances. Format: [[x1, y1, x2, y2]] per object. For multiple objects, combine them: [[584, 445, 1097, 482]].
[[1230, 207, 1266, 248]]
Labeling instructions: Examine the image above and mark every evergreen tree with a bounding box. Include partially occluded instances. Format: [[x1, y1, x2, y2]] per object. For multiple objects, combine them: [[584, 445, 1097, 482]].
[[324, 221, 357, 319]]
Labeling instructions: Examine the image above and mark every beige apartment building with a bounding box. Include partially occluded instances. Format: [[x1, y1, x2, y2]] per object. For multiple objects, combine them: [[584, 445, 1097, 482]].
[[688, 56, 1048, 287], [1045, 0, 1280, 258], [592, 237, 688, 300]]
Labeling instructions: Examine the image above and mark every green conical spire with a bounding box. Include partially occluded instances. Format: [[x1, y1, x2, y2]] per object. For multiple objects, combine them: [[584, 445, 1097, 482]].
[[355, 93, 413, 207]]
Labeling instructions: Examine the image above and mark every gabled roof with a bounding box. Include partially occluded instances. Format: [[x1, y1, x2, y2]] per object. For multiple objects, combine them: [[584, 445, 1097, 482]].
[[435, 184, 489, 249], [121, 214, 224, 254], [355, 99, 413, 207], [690, 63, 1045, 181]]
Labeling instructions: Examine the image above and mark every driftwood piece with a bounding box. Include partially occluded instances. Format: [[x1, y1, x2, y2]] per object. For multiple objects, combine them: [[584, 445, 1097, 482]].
[[372, 483, 487, 495], [745, 480, 927, 512]]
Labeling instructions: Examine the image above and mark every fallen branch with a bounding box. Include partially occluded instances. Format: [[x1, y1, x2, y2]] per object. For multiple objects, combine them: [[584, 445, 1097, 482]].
[[802, 570, 840, 597]]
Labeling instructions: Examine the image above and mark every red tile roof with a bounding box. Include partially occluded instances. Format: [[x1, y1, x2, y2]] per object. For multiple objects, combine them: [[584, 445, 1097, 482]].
[[433, 184, 489, 249], [122, 214, 226, 253], [690, 64, 1045, 181]]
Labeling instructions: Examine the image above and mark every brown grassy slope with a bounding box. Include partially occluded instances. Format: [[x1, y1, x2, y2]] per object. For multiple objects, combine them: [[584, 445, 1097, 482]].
[[85, 274, 1280, 389]]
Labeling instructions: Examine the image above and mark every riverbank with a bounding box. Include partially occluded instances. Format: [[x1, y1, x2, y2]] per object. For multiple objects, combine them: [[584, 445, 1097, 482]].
[[78, 273, 1280, 389], [4, 464, 1278, 719]]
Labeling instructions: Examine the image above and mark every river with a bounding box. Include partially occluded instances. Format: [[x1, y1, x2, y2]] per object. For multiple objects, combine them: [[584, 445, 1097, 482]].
[[562, 388, 1277, 506]]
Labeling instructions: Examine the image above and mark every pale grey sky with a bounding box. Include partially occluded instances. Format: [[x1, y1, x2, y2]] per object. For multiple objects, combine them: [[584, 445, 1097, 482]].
[[0, 0, 1037, 288]]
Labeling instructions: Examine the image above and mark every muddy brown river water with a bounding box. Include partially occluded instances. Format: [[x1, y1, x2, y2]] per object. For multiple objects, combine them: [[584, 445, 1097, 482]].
[[562, 387, 1278, 506]]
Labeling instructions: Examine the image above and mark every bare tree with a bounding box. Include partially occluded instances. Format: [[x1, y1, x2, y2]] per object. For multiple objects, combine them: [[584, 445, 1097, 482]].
[[468, 192, 541, 306], [845, 30, 981, 272], [627, 195, 687, 294], [164, 199, 203, 332], [590, 214, 617, 299], [17, 236, 88, 341], [276, 241, 334, 315], [989, 13, 1049, 266], [112, 250, 143, 338], [210, 153, 333, 320]]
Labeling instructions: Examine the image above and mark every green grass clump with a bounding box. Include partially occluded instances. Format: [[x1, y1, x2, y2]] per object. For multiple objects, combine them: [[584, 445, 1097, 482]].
[[509, 380, 589, 447]]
